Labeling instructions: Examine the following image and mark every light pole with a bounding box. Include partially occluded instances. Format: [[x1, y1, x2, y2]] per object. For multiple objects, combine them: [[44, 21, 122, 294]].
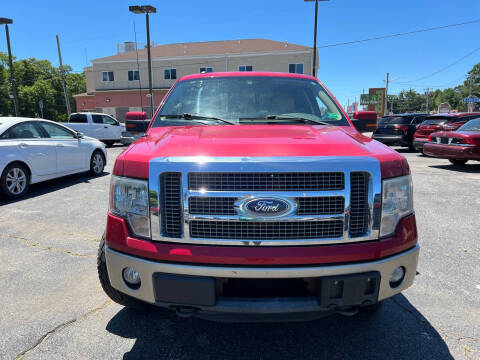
[[304, 0, 329, 77], [1, 17, 19, 116], [129, 5, 156, 118]]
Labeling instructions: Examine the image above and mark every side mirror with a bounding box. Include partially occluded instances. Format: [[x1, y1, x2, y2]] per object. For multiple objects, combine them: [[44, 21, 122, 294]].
[[74, 131, 84, 139]]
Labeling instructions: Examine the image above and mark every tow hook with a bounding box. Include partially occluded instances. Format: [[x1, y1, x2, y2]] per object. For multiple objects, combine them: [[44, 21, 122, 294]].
[[333, 306, 359, 316], [174, 306, 198, 318]]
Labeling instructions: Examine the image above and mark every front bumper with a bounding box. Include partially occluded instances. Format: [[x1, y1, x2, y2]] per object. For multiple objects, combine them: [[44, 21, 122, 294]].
[[424, 143, 480, 160], [413, 139, 427, 151], [106, 244, 419, 315]]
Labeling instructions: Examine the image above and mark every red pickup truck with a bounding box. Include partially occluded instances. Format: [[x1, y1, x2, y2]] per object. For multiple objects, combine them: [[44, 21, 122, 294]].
[[98, 72, 419, 321]]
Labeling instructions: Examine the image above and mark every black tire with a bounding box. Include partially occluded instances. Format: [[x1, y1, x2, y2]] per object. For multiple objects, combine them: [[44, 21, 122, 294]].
[[90, 150, 105, 176], [0, 162, 30, 199], [408, 145, 416, 152], [97, 235, 147, 309], [103, 140, 114, 147], [448, 159, 468, 165]]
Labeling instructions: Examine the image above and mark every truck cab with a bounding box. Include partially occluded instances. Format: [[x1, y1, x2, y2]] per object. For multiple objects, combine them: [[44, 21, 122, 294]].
[[98, 72, 419, 321], [68, 112, 125, 146]]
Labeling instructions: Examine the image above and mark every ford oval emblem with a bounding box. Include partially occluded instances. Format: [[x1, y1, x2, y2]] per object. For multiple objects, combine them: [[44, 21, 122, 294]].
[[241, 197, 293, 218]]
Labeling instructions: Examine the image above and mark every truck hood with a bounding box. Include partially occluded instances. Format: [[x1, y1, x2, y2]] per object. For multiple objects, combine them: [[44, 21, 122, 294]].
[[114, 125, 408, 179]]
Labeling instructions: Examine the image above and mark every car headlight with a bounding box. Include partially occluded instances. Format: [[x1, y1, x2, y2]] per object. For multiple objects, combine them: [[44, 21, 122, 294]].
[[380, 175, 413, 237], [110, 176, 150, 238]]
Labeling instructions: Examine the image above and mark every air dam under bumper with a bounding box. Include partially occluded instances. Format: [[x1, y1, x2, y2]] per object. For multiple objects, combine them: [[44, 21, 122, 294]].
[[106, 244, 419, 315]]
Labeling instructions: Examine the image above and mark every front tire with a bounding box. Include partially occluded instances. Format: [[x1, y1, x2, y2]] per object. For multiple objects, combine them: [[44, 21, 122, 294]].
[[448, 159, 468, 165], [90, 151, 105, 176], [97, 235, 147, 309], [0, 163, 30, 199]]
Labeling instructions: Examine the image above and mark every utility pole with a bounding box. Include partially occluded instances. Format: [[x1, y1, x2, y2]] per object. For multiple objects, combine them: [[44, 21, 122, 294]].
[[1, 18, 19, 116], [425, 88, 430, 113], [468, 75, 473, 113], [56, 35, 71, 116], [304, 0, 329, 77], [384, 72, 389, 116]]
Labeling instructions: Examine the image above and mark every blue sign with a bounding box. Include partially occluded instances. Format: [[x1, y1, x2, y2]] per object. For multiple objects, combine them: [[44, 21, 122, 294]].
[[462, 97, 480, 103]]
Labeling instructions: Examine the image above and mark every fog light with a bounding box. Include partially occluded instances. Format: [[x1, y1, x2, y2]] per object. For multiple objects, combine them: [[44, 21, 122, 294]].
[[389, 266, 405, 288], [122, 267, 141, 289]]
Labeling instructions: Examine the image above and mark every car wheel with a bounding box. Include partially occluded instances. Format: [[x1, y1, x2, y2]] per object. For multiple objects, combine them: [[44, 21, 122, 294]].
[[103, 141, 114, 147], [97, 235, 147, 309], [90, 151, 105, 176], [0, 163, 30, 199], [408, 145, 416, 152], [448, 159, 468, 165]]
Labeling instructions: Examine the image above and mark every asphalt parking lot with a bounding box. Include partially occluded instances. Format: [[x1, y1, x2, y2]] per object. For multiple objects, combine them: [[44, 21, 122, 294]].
[[1, 144, 479, 360]]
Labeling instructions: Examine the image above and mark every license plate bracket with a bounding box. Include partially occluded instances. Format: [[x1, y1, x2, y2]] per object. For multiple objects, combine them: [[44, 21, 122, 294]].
[[316, 271, 380, 308]]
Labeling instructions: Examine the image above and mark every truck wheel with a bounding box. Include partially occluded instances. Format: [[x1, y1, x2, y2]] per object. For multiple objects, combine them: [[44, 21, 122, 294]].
[[0, 163, 30, 199], [97, 235, 147, 309], [448, 159, 468, 166], [90, 151, 105, 176]]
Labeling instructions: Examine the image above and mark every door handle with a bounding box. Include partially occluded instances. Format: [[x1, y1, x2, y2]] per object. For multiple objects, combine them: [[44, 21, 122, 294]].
[[18, 143, 28, 148], [56, 144, 64, 148], [104, 126, 108, 128]]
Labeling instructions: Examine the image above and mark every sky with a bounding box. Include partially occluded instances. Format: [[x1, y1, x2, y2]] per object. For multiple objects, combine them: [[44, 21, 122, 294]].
[[1, 0, 479, 108]]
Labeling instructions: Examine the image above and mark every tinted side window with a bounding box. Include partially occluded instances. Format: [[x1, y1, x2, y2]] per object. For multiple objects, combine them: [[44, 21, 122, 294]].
[[8, 122, 42, 139], [0, 129, 11, 139], [70, 114, 88, 123], [102, 115, 117, 125], [412, 116, 425, 124], [39, 122, 74, 138], [92, 115, 103, 124]]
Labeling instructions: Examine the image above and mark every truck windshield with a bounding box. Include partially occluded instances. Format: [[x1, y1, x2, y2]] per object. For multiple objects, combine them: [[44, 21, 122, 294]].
[[152, 77, 350, 127]]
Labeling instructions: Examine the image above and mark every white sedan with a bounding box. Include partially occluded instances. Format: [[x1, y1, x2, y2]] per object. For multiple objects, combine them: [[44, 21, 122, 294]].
[[0, 117, 107, 199]]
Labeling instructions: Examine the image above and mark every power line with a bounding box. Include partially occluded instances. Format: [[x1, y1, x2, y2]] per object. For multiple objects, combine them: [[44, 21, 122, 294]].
[[394, 47, 480, 84], [317, 19, 480, 49]]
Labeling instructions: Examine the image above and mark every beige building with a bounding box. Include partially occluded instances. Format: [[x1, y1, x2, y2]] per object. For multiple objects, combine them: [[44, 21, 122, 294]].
[[75, 39, 316, 120]]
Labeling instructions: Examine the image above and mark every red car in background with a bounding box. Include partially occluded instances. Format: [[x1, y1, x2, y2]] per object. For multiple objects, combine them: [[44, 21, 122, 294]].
[[413, 113, 480, 153], [423, 118, 480, 165]]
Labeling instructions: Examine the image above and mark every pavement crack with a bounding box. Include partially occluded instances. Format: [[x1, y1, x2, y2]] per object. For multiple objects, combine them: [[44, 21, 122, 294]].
[[14, 300, 111, 360], [4, 234, 95, 258]]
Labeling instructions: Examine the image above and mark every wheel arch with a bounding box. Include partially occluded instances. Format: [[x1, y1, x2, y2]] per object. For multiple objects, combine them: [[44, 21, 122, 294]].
[[1, 160, 32, 183]]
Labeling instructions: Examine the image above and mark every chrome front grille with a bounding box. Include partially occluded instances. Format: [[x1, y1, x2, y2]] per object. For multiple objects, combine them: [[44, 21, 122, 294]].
[[188, 172, 344, 191], [189, 196, 345, 216], [190, 220, 344, 240], [150, 157, 382, 246]]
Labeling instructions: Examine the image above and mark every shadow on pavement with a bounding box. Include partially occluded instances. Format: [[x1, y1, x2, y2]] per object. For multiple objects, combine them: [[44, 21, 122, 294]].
[[0, 171, 109, 205], [106, 294, 453, 360], [429, 163, 480, 173]]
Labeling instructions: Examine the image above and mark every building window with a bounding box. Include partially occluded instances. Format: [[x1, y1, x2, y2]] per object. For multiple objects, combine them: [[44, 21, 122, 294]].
[[102, 71, 114, 82], [289, 64, 304, 74], [200, 67, 213, 73], [128, 70, 140, 81], [239, 65, 253, 72], [164, 69, 177, 80]]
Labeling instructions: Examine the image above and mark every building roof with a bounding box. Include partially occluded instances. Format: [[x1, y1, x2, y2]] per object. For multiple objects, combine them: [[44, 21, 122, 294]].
[[93, 38, 312, 62]]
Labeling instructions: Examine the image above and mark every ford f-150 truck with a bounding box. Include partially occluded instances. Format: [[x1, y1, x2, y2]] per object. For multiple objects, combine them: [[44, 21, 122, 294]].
[[98, 72, 419, 321]]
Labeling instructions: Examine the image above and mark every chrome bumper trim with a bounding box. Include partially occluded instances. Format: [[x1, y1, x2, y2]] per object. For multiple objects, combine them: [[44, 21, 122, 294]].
[[106, 244, 419, 306]]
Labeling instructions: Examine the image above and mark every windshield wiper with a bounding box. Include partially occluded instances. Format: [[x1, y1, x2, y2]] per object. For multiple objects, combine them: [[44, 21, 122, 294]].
[[239, 115, 330, 126], [160, 113, 237, 125]]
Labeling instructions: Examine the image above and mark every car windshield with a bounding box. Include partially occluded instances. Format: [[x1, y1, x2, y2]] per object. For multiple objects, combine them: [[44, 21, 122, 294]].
[[152, 76, 349, 127], [458, 118, 480, 131], [382, 116, 413, 125]]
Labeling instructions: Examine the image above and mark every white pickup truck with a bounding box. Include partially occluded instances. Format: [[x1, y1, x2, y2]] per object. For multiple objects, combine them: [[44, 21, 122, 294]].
[[68, 112, 126, 146]]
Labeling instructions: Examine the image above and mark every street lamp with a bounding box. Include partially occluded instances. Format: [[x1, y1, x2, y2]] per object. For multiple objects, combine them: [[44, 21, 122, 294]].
[[304, 0, 329, 77], [0, 17, 19, 116], [129, 5, 156, 118]]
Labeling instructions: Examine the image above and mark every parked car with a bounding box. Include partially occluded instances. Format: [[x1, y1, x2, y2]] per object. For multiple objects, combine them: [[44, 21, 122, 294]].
[[372, 113, 427, 150], [423, 117, 480, 165], [0, 117, 106, 198], [68, 112, 126, 146], [121, 111, 150, 146], [98, 71, 419, 322], [413, 113, 480, 153], [350, 111, 377, 132]]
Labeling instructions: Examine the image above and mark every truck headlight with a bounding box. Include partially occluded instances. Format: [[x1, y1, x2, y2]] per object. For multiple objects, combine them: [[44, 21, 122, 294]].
[[380, 175, 413, 237], [110, 176, 151, 238]]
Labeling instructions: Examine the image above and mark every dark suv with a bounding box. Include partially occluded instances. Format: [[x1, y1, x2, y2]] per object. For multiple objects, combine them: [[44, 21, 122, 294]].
[[372, 113, 428, 150]]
